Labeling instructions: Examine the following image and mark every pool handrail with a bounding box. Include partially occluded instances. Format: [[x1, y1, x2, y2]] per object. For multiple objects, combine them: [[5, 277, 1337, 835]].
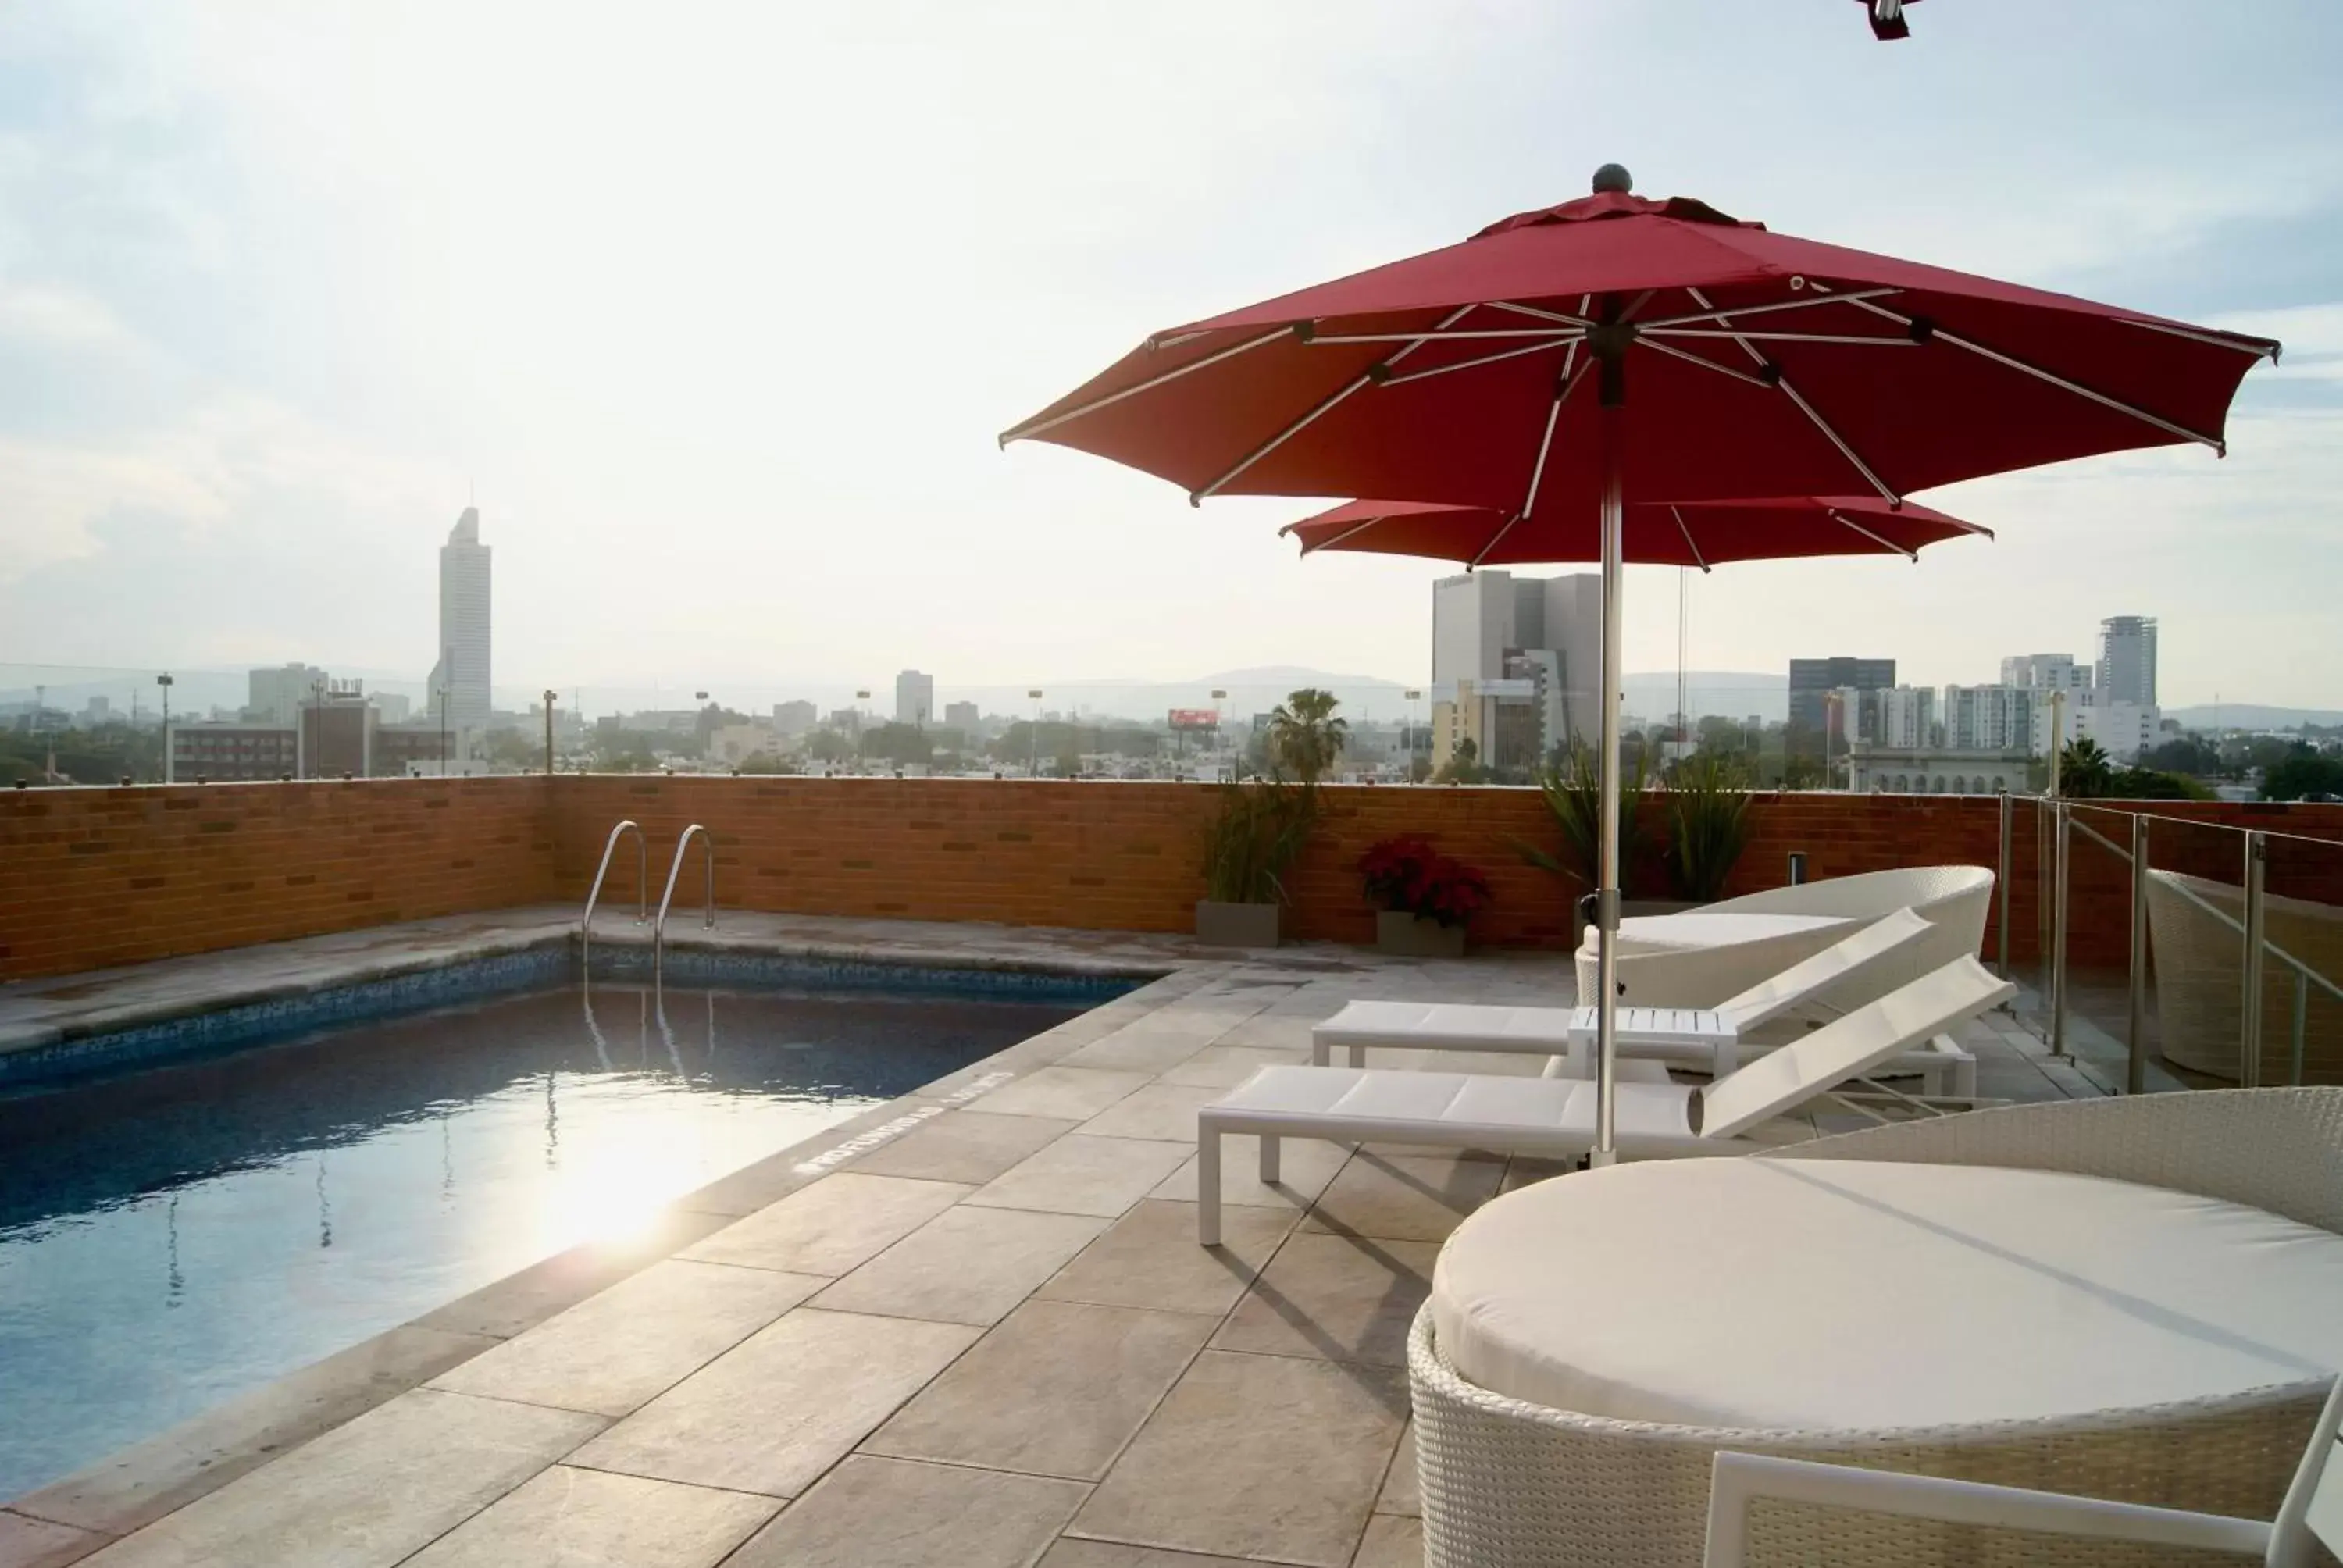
[[654, 824, 715, 981], [581, 819, 647, 971]]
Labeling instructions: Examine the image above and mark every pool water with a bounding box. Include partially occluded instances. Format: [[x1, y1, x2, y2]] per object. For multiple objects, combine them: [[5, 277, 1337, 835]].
[[0, 980, 1090, 1501]]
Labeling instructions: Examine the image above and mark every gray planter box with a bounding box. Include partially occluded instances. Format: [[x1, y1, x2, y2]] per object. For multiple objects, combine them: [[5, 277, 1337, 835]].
[[1195, 900, 1282, 948], [1376, 911, 1467, 958]]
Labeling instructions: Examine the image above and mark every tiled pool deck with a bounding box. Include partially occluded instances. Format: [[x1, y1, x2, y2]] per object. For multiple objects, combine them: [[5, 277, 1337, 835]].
[[0, 912, 2095, 1568]]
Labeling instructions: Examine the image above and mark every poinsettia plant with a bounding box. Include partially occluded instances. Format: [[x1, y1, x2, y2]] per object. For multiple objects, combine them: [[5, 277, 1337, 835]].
[[1357, 836, 1493, 929]]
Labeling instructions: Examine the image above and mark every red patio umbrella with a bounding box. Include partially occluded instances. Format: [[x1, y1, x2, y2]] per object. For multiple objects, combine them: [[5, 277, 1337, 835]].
[[1003, 166, 2277, 1164], [1282, 493, 1991, 568]]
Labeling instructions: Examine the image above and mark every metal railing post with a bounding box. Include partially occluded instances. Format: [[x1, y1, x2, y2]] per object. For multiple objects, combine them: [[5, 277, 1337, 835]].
[[2050, 800, 2071, 1059], [1995, 789, 2012, 980], [2127, 811, 2149, 1095], [2036, 797, 2052, 1004], [2241, 830, 2267, 1088], [2290, 969, 2309, 1088]]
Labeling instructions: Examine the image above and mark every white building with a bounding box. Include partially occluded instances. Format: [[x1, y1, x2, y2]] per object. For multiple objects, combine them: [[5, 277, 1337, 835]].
[[372, 692, 412, 724], [2098, 615, 2158, 707], [1430, 569, 1602, 765], [1849, 746, 2029, 797], [1999, 653, 2093, 694], [425, 507, 492, 757], [2031, 688, 2160, 761], [248, 663, 326, 725], [1942, 684, 2034, 750], [895, 669, 935, 727], [1877, 686, 1938, 749]]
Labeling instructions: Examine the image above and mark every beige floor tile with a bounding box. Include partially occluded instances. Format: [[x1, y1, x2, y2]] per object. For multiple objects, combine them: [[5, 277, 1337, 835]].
[[1154, 1044, 1308, 1088], [1300, 1153, 1505, 1242], [1038, 1542, 1260, 1568], [962, 1066, 1153, 1121], [1077, 1085, 1225, 1142], [1070, 1351, 1407, 1568], [1057, 1030, 1218, 1074], [1150, 1135, 1350, 1212], [848, 1111, 1079, 1184], [725, 1456, 1085, 1568], [811, 1206, 1108, 1326], [566, 1309, 978, 1499], [0, 1511, 102, 1568], [680, 1173, 967, 1277], [1211, 1232, 1438, 1367], [965, 1135, 1193, 1218], [1036, 1199, 1296, 1317], [77, 1389, 602, 1568], [1352, 1512, 1422, 1568], [865, 1299, 1214, 1481], [401, 1466, 777, 1567], [1375, 1424, 1418, 1516], [430, 1260, 822, 1417]]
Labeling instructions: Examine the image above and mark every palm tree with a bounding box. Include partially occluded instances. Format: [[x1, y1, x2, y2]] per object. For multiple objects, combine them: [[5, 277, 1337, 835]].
[[1266, 688, 1348, 784], [2059, 736, 2115, 798]]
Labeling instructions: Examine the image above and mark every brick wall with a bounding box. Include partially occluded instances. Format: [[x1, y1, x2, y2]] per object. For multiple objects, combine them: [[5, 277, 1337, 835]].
[[0, 778, 556, 979], [7, 775, 2341, 982]]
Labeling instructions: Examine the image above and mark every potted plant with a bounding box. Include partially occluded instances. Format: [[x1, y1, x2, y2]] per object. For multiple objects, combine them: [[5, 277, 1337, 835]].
[[1515, 739, 1670, 931], [1194, 779, 1317, 946], [1664, 753, 1753, 902], [1359, 835, 1492, 957]]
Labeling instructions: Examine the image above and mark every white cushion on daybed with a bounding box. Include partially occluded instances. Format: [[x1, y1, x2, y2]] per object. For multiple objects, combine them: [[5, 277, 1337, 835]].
[[1431, 1156, 2343, 1433]]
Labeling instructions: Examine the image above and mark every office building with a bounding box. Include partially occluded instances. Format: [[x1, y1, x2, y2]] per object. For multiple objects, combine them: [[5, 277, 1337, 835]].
[[1430, 569, 1602, 765], [1788, 657, 1895, 747], [2098, 615, 2157, 707], [372, 692, 412, 724], [895, 670, 935, 727], [1942, 684, 2035, 751], [772, 700, 818, 736], [943, 700, 979, 733], [425, 507, 493, 758], [1877, 686, 1938, 750], [1999, 652, 2093, 693], [249, 664, 326, 725], [2035, 690, 2159, 761], [298, 682, 376, 778], [171, 722, 298, 782], [1847, 746, 2029, 796]]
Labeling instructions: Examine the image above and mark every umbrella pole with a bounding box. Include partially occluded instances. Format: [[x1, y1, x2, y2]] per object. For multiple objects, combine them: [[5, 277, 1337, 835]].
[[1591, 400, 1625, 1167]]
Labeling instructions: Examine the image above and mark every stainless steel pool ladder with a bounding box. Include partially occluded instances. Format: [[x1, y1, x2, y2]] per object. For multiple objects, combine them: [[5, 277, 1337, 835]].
[[581, 820, 647, 970], [654, 824, 715, 981]]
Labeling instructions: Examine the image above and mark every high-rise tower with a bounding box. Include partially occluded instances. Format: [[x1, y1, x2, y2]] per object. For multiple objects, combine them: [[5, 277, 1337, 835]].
[[426, 507, 493, 754]]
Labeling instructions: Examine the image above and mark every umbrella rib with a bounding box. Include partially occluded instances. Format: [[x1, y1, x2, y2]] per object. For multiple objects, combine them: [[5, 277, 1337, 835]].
[[1192, 305, 1475, 502], [1830, 508, 1919, 561], [1635, 333, 1776, 387], [1519, 370, 1580, 519], [2120, 316, 2280, 358], [1643, 328, 1916, 346], [1843, 298, 2227, 453], [1487, 299, 1596, 327], [1668, 506, 1713, 573], [1638, 287, 1903, 331], [1684, 287, 1903, 505], [1290, 515, 1391, 556], [1467, 511, 1526, 569], [1378, 337, 1574, 387], [1309, 327, 1584, 344], [998, 327, 1288, 446]]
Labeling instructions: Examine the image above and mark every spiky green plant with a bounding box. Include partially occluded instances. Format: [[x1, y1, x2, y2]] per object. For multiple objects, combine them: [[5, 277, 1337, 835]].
[[1199, 779, 1319, 904], [1517, 739, 1649, 896], [1664, 753, 1752, 902]]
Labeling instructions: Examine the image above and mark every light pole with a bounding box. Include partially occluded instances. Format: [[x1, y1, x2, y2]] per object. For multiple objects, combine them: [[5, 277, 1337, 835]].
[[543, 690, 558, 775], [1028, 689, 1043, 778], [156, 673, 174, 783], [437, 684, 449, 776], [1404, 689, 1423, 783]]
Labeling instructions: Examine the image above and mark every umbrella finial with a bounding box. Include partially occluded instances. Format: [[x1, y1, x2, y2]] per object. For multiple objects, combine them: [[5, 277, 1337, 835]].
[[1592, 163, 1632, 194]]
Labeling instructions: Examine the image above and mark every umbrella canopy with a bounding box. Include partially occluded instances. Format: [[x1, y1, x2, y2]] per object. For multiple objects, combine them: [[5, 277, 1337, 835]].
[[1002, 180, 2276, 516], [1004, 166, 2277, 1167], [1282, 494, 1992, 569]]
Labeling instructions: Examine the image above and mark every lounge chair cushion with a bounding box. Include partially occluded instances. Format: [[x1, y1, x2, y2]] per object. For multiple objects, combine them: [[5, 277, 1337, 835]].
[[1431, 1157, 2343, 1432]]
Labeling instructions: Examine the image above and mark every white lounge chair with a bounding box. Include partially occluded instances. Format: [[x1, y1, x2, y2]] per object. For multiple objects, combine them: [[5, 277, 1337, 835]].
[[1198, 957, 2015, 1245], [1703, 1373, 2343, 1567], [1576, 864, 1997, 1013], [1313, 907, 1974, 1093]]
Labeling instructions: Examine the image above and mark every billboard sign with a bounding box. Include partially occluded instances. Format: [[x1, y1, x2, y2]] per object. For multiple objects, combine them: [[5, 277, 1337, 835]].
[[1168, 707, 1221, 731]]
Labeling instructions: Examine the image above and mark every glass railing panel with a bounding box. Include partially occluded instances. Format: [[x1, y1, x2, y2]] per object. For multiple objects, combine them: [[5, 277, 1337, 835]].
[[2256, 830, 2343, 1087], [2139, 813, 2253, 1087]]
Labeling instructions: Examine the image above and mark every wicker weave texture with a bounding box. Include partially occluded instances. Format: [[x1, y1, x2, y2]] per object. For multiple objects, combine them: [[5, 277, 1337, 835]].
[[1413, 1087, 2343, 1566], [1764, 1086, 2343, 1235], [1410, 1309, 2326, 1568]]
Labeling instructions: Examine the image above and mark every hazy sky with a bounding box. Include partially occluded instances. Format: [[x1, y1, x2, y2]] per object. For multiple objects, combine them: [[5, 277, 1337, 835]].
[[2, 2, 2338, 707]]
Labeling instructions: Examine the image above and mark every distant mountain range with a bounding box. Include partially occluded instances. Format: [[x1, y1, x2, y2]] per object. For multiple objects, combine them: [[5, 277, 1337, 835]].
[[2164, 704, 2343, 732]]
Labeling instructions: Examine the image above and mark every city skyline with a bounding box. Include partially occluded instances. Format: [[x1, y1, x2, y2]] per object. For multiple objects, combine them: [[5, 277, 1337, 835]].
[[0, 6, 2336, 707]]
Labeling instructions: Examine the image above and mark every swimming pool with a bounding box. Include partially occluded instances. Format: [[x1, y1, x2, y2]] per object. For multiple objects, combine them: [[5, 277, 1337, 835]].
[[0, 973, 1107, 1501]]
